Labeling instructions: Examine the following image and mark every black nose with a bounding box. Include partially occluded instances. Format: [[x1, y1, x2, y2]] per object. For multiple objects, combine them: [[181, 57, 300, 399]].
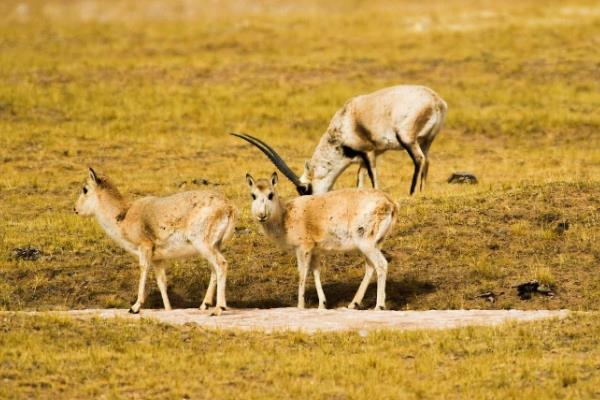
[[297, 184, 312, 196]]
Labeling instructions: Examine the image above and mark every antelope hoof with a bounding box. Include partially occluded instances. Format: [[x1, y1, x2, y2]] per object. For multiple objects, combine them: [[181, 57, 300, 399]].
[[318, 302, 327, 310], [347, 302, 359, 310], [128, 307, 140, 314], [199, 303, 212, 311], [373, 305, 386, 311]]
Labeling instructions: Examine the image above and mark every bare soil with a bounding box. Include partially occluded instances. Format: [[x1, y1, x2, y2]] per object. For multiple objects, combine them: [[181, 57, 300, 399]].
[[20, 308, 570, 333]]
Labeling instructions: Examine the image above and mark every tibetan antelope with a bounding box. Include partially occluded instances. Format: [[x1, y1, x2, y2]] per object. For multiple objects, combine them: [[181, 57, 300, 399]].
[[233, 85, 447, 196], [245, 172, 397, 310], [74, 168, 236, 316]]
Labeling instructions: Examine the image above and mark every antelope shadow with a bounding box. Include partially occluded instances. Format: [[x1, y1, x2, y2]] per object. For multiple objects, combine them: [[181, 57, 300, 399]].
[[144, 277, 436, 310]]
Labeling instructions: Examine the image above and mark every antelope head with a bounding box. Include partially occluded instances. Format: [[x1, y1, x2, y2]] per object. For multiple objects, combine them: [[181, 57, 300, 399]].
[[245, 172, 281, 223], [232, 132, 371, 195], [74, 167, 103, 216]]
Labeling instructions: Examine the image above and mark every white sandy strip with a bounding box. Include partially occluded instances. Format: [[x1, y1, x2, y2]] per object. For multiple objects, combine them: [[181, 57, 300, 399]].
[[25, 308, 570, 333]]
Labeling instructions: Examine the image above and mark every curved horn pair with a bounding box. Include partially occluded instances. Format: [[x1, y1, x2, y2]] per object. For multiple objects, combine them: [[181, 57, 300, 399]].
[[231, 133, 311, 195]]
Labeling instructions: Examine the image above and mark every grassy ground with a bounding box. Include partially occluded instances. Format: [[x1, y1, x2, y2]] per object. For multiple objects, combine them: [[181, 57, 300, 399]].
[[1, 312, 599, 399], [1, 0, 599, 312]]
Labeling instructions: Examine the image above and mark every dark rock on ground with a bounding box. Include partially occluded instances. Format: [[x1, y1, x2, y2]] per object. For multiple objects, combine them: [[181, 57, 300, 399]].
[[515, 280, 555, 300], [555, 221, 570, 234], [192, 178, 210, 185], [447, 172, 478, 184], [476, 291, 503, 303], [13, 247, 42, 261]]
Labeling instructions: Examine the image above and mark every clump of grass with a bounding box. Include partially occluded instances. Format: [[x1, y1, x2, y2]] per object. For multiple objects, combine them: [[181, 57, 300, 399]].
[[469, 254, 503, 280], [534, 266, 557, 288], [509, 221, 531, 237]]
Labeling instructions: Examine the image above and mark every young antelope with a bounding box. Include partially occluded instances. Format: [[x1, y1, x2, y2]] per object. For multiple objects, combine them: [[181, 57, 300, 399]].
[[74, 168, 236, 316], [246, 172, 397, 310]]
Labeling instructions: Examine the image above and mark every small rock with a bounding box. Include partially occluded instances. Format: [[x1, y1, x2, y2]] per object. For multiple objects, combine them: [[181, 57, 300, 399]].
[[515, 280, 539, 300], [554, 221, 570, 235], [191, 178, 210, 186], [514, 280, 555, 299], [476, 291, 503, 303], [447, 172, 478, 184], [13, 247, 42, 261]]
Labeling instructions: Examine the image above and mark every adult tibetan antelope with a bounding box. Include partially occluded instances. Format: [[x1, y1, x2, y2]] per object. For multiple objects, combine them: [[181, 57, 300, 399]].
[[233, 85, 447, 195], [245, 172, 397, 310], [74, 168, 236, 316]]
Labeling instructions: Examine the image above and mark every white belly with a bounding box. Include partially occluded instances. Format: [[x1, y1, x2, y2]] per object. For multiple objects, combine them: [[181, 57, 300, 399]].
[[153, 232, 199, 260], [319, 228, 356, 252]]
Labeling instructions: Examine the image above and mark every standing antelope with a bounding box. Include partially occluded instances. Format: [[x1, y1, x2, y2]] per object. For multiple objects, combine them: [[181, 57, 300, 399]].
[[245, 172, 397, 310], [233, 85, 447, 196], [74, 168, 236, 316]]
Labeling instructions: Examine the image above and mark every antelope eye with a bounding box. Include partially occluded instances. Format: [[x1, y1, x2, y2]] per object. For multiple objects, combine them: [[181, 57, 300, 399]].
[[251, 193, 256, 200], [82, 187, 88, 194], [268, 192, 274, 200]]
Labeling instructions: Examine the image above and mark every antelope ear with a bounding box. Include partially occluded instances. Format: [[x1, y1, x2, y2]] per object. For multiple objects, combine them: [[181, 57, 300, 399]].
[[88, 167, 101, 185], [245, 173, 255, 188], [271, 172, 278, 187], [304, 160, 310, 172], [303, 160, 313, 178]]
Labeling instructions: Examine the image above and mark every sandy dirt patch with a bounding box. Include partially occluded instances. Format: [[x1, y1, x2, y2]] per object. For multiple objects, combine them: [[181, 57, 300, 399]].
[[21, 308, 570, 333]]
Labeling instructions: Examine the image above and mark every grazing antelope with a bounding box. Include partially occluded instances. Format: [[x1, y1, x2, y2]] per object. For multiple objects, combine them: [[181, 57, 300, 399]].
[[74, 168, 236, 316], [233, 85, 447, 196], [246, 172, 397, 310]]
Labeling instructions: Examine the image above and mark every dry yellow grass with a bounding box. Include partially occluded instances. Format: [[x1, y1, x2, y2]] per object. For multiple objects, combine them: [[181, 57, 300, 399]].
[[1, 0, 599, 312], [0, 312, 598, 399]]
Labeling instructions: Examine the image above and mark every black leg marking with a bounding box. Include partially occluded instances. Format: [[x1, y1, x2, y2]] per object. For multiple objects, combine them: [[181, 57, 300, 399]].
[[396, 134, 419, 195], [342, 146, 375, 188], [410, 159, 420, 195], [128, 308, 139, 314]]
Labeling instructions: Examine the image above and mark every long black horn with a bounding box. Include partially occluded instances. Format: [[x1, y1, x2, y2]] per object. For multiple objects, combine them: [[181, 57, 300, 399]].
[[231, 132, 303, 188]]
